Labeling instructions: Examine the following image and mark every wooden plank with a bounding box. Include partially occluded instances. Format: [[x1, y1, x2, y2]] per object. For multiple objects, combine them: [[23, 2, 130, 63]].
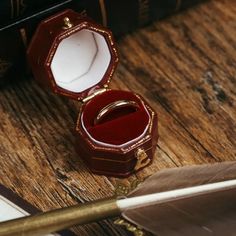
[[0, 0, 235, 235]]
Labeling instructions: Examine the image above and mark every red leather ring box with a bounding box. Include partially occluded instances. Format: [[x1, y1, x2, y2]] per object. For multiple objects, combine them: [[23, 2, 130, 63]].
[[27, 9, 158, 177]]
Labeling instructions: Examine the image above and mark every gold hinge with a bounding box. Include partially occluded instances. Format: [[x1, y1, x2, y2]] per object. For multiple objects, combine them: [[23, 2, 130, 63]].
[[134, 148, 151, 171], [82, 87, 107, 103]]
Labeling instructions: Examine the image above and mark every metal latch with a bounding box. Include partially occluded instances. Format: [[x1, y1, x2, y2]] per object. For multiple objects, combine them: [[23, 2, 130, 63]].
[[134, 148, 151, 171]]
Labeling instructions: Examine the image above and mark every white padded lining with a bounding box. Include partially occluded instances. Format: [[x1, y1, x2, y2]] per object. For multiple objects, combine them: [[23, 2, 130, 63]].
[[51, 29, 111, 93]]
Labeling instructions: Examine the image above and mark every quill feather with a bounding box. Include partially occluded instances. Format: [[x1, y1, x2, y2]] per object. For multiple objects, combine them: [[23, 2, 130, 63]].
[[123, 161, 236, 236], [1, 162, 236, 236]]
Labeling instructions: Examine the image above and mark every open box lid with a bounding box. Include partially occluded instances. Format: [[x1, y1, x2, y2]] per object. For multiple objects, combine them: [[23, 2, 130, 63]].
[[27, 9, 119, 100]]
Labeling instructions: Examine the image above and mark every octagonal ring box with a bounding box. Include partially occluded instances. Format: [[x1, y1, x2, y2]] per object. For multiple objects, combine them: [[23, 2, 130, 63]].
[[27, 9, 158, 177]]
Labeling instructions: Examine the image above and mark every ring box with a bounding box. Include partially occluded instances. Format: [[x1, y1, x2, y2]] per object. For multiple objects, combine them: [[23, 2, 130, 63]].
[[27, 9, 158, 177]]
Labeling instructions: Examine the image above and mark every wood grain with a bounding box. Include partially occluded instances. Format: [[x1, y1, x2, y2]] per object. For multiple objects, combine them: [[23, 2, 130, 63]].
[[0, 0, 235, 235]]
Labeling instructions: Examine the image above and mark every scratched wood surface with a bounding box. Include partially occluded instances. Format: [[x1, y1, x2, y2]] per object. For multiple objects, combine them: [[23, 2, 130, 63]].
[[0, 0, 235, 235]]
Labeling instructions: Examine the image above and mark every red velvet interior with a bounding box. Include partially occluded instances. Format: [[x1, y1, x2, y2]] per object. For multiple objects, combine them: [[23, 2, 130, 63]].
[[81, 90, 150, 145]]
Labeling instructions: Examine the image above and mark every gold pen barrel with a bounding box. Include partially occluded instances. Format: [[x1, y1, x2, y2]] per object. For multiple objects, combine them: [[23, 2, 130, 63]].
[[0, 198, 120, 236]]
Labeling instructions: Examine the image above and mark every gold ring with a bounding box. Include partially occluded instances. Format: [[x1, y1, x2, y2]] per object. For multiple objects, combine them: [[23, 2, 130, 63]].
[[94, 100, 139, 125]]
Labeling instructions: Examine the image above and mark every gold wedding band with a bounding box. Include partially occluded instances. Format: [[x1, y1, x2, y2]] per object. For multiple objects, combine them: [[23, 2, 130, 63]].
[[94, 100, 139, 125]]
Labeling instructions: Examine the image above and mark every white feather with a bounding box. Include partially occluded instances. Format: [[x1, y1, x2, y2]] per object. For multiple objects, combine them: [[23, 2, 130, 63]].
[[117, 179, 236, 211]]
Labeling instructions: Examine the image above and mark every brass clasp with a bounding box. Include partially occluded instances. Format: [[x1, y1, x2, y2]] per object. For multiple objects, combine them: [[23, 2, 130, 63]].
[[134, 148, 151, 171]]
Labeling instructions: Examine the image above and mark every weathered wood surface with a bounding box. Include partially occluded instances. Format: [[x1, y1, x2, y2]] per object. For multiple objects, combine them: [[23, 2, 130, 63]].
[[0, 0, 235, 235]]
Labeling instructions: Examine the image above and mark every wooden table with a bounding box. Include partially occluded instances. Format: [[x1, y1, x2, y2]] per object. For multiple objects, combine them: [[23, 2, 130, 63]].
[[0, 0, 235, 235]]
